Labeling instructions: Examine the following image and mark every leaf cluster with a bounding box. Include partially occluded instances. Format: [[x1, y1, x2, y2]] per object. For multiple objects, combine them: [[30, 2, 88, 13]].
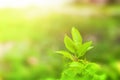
[[56, 27, 93, 62], [61, 62, 106, 80]]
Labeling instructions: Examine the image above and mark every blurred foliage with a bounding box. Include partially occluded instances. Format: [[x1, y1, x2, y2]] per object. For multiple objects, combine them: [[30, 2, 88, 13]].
[[61, 62, 107, 80], [0, 4, 120, 80]]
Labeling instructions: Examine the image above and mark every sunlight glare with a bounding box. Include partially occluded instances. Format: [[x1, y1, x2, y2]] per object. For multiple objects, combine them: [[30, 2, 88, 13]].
[[0, 0, 66, 8]]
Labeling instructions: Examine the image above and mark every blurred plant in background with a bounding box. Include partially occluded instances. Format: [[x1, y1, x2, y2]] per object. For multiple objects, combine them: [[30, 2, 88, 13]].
[[0, 0, 120, 80]]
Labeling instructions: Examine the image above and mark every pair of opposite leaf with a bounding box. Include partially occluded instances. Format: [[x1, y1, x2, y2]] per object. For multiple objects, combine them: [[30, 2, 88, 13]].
[[57, 27, 93, 61]]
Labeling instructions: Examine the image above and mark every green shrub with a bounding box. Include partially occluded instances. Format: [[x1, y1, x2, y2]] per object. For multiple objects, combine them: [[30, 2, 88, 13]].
[[57, 27, 107, 80]]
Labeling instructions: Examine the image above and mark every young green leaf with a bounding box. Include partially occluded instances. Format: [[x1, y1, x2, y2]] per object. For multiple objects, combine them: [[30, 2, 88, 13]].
[[56, 51, 74, 61], [72, 27, 82, 44], [69, 62, 81, 68], [87, 46, 94, 51], [64, 35, 76, 53], [78, 41, 92, 58]]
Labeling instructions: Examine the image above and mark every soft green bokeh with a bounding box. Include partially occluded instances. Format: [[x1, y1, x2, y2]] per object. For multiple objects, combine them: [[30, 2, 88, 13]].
[[0, 2, 120, 80]]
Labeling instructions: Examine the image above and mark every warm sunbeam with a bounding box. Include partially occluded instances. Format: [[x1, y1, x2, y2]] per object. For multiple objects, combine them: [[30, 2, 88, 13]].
[[0, 0, 68, 8]]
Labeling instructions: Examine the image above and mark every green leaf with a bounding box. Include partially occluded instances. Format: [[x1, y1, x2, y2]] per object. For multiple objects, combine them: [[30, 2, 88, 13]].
[[56, 51, 74, 61], [78, 41, 93, 57], [64, 35, 76, 53], [87, 46, 94, 51], [61, 68, 77, 80], [69, 62, 81, 68], [72, 27, 82, 44]]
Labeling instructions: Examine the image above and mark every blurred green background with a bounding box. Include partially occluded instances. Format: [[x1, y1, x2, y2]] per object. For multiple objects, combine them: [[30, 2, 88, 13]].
[[0, 0, 120, 80]]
